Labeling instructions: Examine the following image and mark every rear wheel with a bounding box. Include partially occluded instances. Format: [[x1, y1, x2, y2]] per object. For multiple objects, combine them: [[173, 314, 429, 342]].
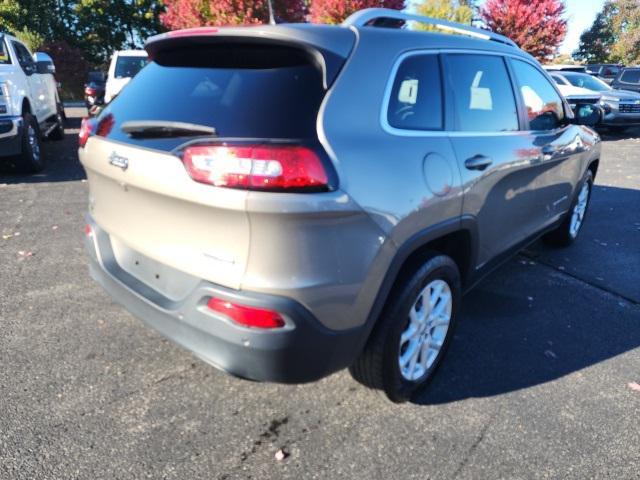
[[48, 104, 65, 141], [543, 170, 593, 247], [15, 113, 45, 173], [350, 253, 461, 402]]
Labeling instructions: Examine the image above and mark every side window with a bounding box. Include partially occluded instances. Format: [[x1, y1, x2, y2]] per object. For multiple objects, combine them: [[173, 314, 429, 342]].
[[387, 54, 443, 131], [621, 69, 640, 84], [511, 60, 565, 131], [11, 42, 35, 74], [444, 54, 518, 132], [0, 39, 11, 65]]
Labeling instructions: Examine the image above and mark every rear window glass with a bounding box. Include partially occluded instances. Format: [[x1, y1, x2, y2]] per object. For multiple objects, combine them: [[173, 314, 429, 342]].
[[620, 69, 640, 84], [445, 54, 518, 132], [387, 54, 443, 131], [602, 66, 619, 76], [114, 56, 148, 78], [0, 39, 10, 65], [98, 45, 325, 151], [88, 71, 106, 83]]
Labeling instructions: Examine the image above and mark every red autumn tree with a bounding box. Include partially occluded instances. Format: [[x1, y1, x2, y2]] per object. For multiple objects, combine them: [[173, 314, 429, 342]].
[[310, 0, 405, 25], [480, 0, 567, 60], [160, 0, 307, 29]]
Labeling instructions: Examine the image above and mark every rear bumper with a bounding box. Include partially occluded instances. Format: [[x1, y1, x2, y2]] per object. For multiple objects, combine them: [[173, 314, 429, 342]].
[[85, 216, 364, 383], [0, 116, 23, 158]]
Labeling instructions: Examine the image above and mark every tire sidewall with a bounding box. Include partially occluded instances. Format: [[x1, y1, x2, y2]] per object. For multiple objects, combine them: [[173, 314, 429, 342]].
[[567, 169, 593, 241], [381, 256, 461, 402], [20, 113, 44, 172]]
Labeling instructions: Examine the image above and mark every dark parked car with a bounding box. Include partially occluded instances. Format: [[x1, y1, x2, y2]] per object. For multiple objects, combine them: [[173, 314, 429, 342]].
[[79, 8, 602, 402], [84, 71, 106, 109], [612, 67, 640, 93], [586, 64, 623, 84]]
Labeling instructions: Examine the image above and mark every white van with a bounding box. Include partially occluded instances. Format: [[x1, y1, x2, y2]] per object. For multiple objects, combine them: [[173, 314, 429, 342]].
[[104, 50, 148, 103]]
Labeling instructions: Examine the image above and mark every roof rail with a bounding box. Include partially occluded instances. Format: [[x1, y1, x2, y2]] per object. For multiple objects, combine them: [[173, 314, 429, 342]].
[[342, 8, 518, 48]]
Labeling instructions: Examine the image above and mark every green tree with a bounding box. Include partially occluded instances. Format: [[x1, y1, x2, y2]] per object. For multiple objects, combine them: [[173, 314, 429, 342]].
[[413, 0, 473, 28], [14, 26, 44, 51], [611, 0, 640, 65], [574, 0, 640, 66], [0, 0, 22, 32], [573, 2, 616, 63], [74, 0, 164, 64]]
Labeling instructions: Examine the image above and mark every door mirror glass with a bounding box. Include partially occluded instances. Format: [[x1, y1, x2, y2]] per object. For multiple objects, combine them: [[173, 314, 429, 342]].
[[34, 52, 55, 74], [574, 104, 601, 126]]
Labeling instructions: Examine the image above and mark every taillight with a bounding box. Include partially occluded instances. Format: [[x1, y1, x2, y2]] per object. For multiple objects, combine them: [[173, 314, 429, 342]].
[[182, 145, 329, 192], [78, 117, 95, 148], [206, 297, 286, 329], [85, 86, 97, 96]]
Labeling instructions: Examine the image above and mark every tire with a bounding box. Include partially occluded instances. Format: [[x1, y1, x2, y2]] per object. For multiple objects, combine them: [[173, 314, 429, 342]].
[[349, 253, 461, 402], [543, 170, 593, 247], [48, 104, 65, 141], [15, 113, 45, 173]]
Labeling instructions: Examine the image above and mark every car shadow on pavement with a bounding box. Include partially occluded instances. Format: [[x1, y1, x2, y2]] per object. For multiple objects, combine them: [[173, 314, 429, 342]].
[[413, 184, 640, 405], [413, 264, 640, 405], [0, 117, 87, 184]]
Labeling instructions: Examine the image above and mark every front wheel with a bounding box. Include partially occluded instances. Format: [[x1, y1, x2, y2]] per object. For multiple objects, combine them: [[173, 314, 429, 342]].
[[543, 170, 593, 247], [350, 253, 461, 402], [15, 113, 45, 173]]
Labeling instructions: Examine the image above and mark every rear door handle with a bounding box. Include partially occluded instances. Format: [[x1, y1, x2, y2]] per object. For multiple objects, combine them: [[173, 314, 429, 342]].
[[464, 154, 493, 171]]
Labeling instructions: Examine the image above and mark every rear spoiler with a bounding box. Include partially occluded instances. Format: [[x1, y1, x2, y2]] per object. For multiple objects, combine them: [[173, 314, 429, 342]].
[[145, 25, 356, 89]]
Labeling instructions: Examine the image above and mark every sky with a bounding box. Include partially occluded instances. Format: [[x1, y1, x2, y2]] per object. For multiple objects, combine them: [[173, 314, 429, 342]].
[[559, 0, 607, 54], [474, 0, 607, 55]]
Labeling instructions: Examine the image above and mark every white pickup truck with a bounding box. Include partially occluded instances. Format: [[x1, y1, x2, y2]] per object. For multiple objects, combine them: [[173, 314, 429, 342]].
[[0, 32, 65, 172]]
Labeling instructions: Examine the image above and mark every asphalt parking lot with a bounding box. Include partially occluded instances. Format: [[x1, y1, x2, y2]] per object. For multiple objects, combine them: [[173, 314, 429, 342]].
[[1, 108, 639, 479]]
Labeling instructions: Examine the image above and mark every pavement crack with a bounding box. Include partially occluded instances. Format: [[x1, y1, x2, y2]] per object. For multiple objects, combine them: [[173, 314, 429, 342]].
[[452, 409, 498, 479]]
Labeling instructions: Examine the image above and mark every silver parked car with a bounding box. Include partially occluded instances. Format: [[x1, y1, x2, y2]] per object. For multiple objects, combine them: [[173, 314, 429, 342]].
[[79, 9, 602, 402], [550, 70, 640, 132]]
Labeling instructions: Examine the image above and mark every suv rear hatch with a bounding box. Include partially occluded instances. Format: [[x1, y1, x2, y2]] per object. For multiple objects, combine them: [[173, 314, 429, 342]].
[[80, 25, 355, 291]]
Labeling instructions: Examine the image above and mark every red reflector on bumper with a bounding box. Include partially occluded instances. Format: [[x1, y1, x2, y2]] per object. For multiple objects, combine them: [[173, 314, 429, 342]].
[[207, 297, 286, 329]]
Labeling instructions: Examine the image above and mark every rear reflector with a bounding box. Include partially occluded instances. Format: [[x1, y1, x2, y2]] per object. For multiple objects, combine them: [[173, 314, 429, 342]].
[[182, 145, 329, 192], [207, 297, 286, 329], [78, 117, 95, 148]]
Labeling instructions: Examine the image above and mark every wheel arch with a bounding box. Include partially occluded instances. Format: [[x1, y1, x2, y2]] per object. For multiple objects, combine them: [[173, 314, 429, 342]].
[[587, 158, 599, 180], [21, 97, 32, 115], [357, 217, 478, 351]]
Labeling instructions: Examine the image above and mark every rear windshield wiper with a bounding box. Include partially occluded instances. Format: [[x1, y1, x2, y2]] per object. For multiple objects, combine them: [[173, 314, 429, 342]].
[[121, 120, 216, 138]]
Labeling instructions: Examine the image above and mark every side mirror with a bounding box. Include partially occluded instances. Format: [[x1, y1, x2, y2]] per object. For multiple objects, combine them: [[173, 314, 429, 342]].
[[33, 52, 55, 75], [574, 104, 602, 127]]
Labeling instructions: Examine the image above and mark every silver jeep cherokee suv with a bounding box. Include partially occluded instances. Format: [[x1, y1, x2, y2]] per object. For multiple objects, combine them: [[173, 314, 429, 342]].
[[80, 9, 601, 402]]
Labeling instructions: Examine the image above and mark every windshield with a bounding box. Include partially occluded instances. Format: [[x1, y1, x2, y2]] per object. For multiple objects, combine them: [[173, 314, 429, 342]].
[[0, 38, 11, 65], [563, 73, 611, 92], [114, 56, 148, 79]]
